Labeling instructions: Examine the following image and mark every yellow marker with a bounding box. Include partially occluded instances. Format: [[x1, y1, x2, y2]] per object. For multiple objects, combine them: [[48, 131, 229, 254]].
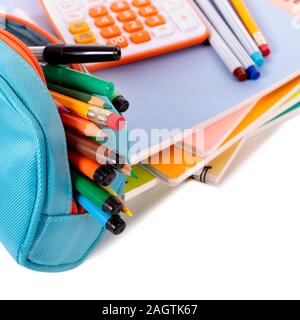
[[74, 31, 96, 44], [69, 21, 90, 34], [230, 0, 271, 56], [102, 186, 133, 217]]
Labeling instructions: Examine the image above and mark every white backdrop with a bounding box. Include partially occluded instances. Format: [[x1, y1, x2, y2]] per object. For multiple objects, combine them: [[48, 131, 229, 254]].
[[1, 117, 300, 299], [1, 0, 300, 300]]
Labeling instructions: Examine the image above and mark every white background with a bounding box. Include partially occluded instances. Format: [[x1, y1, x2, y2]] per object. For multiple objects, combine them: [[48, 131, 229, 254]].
[[1, 117, 300, 300], [1, 0, 300, 301]]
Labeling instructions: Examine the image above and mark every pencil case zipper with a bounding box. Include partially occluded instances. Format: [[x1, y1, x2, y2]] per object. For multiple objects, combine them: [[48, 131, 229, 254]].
[[0, 26, 79, 214]]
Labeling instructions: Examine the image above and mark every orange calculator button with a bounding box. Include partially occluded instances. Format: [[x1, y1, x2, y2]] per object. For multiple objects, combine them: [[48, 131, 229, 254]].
[[132, 0, 151, 7], [107, 35, 129, 48], [138, 5, 158, 17], [111, 1, 130, 12], [89, 6, 108, 18], [145, 15, 165, 27], [123, 20, 144, 33], [100, 25, 122, 39], [95, 15, 115, 28], [74, 31, 96, 44], [69, 21, 90, 34], [130, 30, 151, 44], [117, 10, 137, 22]]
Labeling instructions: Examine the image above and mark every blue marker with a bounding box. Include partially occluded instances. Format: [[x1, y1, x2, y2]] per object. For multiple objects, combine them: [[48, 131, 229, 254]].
[[213, 0, 265, 67], [75, 194, 126, 235], [246, 65, 261, 80]]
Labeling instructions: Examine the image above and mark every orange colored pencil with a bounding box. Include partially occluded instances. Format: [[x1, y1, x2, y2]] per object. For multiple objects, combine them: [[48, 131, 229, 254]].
[[60, 112, 108, 141], [68, 150, 116, 187]]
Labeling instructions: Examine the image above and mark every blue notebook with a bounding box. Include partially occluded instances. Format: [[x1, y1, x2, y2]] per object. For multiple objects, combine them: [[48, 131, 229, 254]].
[[6, 0, 300, 163]]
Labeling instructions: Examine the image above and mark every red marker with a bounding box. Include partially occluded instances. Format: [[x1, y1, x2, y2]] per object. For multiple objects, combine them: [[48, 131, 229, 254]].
[[231, 0, 271, 57]]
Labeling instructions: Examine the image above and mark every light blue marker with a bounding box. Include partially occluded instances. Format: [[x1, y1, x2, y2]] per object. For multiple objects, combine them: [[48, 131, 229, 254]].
[[75, 194, 126, 235], [213, 0, 265, 67]]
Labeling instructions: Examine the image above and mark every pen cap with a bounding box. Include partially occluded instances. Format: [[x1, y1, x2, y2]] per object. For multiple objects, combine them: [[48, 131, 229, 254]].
[[103, 196, 123, 215], [112, 95, 130, 113], [107, 151, 126, 168], [106, 215, 126, 235], [94, 166, 117, 187], [43, 44, 122, 64]]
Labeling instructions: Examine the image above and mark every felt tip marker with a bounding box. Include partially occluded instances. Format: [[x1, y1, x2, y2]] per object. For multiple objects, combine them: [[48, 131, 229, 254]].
[[30, 44, 121, 64], [68, 151, 117, 187], [66, 131, 127, 167], [231, 0, 271, 57], [195, 0, 260, 80], [111, 92, 130, 113], [213, 0, 265, 67], [71, 169, 124, 215], [75, 194, 126, 235], [43, 64, 115, 99], [194, 5, 247, 81]]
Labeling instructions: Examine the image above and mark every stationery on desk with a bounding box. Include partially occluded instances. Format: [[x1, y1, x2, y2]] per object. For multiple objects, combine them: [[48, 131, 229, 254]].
[[5, 0, 300, 235]]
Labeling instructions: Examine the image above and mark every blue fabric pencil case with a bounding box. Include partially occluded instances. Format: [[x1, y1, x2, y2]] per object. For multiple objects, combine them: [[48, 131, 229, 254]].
[[0, 15, 126, 272]]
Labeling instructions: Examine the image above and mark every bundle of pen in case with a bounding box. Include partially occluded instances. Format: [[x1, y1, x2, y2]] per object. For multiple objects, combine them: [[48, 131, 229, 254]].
[[30, 43, 133, 235]]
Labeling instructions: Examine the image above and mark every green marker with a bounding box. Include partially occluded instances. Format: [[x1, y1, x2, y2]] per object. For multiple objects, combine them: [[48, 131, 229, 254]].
[[111, 91, 130, 113], [43, 64, 115, 100], [47, 83, 112, 109], [71, 168, 123, 215]]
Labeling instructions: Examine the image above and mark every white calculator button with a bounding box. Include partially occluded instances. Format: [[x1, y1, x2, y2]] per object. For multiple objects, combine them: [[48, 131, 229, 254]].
[[161, 0, 183, 11], [58, 1, 80, 13], [84, 0, 103, 7], [170, 9, 199, 32], [64, 11, 84, 23], [151, 24, 174, 38]]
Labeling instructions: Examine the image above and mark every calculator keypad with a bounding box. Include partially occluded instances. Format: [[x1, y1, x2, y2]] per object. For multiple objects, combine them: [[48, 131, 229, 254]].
[[43, 0, 207, 68]]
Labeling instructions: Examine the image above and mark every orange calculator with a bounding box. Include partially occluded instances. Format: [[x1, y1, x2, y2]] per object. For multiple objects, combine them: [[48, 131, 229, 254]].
[[41, 0, 208, 71]]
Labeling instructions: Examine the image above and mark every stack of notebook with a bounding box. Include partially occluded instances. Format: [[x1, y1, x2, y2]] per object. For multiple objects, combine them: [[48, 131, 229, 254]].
[[113, 0, 300, 196]]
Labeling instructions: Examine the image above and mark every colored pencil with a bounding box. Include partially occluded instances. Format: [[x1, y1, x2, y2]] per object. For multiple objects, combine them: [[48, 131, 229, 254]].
[[51, 90, 126, 131], [48, 82, 111, 109], [30, 44, 121, 64], [60, 112, 108, 141], [231, 0, 271, 56], [119, 164, 138, 179], [66, 130, 126, 168], [68, 150, 116, 187]]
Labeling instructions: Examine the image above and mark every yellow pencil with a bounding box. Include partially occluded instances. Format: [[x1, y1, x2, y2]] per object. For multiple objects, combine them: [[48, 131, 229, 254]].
[[102, 186, 133, 217], [231, 0, 271, 57], [50, 90, 126, 131]]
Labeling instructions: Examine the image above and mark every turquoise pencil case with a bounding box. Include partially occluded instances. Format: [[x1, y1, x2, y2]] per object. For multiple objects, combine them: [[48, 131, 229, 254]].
[[0, 15, 126, 272]]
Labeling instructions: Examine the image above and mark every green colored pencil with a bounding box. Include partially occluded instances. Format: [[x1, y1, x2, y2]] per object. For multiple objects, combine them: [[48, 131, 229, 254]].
[[47, 83, 112, 109]]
